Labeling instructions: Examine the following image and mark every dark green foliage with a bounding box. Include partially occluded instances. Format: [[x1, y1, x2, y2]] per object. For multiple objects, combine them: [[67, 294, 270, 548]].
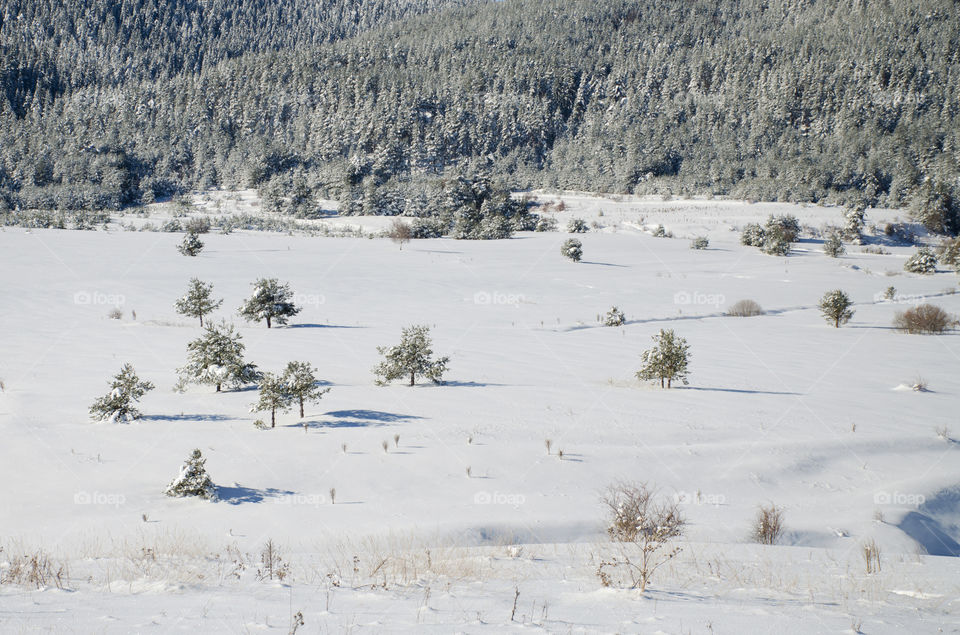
[[1, 0, 958, 212], [374, 325, 449, 386], [238, 278, 300, 328], [637, 329, 690, 389], [561, 238, 583, 262], [164, 449, 217, 500], [89, 364, 155, 423], [177, 232, 204, 256], [818, 290, 855, 328]]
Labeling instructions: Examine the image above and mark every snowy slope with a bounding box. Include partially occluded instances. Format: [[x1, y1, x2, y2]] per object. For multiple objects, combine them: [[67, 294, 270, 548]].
[[0, 195, 958, 632]]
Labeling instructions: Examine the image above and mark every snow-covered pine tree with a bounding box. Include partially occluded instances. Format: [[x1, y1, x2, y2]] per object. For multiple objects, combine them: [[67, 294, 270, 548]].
[[282, 361, 330, 418], [605, 306, 626, 326], [818, 290, 855, 327], [637, 329, 690, 388], [904, 247, 938, 274], [164, 449, 217, 500], [561, 238, 583, 262], [178, 320, 261, 391], [250, 372, 293, 428], [823, 234, 845, 258], [89, 363, 155, 423], [177, 232, 204, 256], [238, 278, 301, 328], [174, 278, 223, 326], [374, 325, 449, 386]]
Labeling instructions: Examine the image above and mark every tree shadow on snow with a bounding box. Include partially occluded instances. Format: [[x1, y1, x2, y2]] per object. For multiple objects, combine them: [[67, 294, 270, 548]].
[[141, 413, 233, 422], [443, 380, 510, 388], [675, 386, 801, 396], [286, 324, 366, 329], [290, 409, 425, 429], [580, 260, 629, 268], [217, 484, 294, 505]]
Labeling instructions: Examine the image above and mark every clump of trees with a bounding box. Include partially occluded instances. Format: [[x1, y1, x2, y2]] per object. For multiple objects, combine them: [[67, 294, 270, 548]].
[[823, 234, 845, 258], [818, 290, 854, 327], [374, 325, 449, 386], [164, 449, 217, 500], [178, 321, 261, 391], [637, 329, 690, 388], [89, 364, 154, 423], [174, 278, 223, 326], [741, 215, 800, 256], [252, 361, 330, 426], [239, 278, 301, 328], [690, 236, 709, 250]]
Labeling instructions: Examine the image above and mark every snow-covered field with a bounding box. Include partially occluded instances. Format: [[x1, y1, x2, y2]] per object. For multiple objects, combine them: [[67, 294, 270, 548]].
[[1, 194, 958, 633]]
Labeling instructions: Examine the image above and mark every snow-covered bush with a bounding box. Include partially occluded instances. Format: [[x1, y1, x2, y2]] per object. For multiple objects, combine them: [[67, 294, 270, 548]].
[[560, 238, 582, 262], [818, 289, 854, 327], [842, 207, 866, 243], [637, 329, 690, 388], [604, 306, 626, 326], [766, 214, 800, 242], [690, 236, 709, 250], [177, 232, 204, 256], [534, 216, 558, 232], [238, 278, 301, 328], [937, 237, 960, 270], [374, 325, 450, 386], [740, 223, 765, 247], [761, 231, 790, 256], [903, 247, 937, 274], [567, 218, 589, 233], [89, 363, 155, 423], [823, 234, 845, 258], [164, 449, 217, 500]]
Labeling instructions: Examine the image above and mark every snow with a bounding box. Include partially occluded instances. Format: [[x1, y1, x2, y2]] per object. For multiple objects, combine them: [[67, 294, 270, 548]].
[[1, 194, 958, 632]]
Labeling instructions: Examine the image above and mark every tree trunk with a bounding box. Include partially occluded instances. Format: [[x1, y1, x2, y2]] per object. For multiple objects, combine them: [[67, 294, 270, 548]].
[[667, 377, 672, 388], [410, 371, 415, 386], [267, 316, 272, 328], [299, 398, 304, 418], [216, 383, 221, 392], [271, 408, 276, 428], [199, 314, 204, 327]]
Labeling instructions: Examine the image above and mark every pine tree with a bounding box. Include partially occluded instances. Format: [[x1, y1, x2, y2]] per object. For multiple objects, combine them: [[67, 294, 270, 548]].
[[637, 329, 690, 389], [823, 234, 845, 258], [818, 290, 854, 328], [178, 320, 261, 392], [561, 238, 583, 262], [605, 306, 626, 326], [164, 449, 217, 500], [177, 232, 204, 256], [89, 363, 155, 423], [174, 278, 223, 326], [904, 248, 937, 274], [282, 361, 330, 418], [251, 372, 294, 428], [374, 325, 450, 386], [238, 278, 301, 328]]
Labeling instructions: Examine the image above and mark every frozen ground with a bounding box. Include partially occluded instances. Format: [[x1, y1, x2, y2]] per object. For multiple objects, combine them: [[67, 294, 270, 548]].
[[0, 193, 958, 632]]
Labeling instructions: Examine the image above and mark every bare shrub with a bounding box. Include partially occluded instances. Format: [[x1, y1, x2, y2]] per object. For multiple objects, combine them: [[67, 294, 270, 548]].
[[597, 482, 685, 591], [257, 539, 289, 581], [727, 299, 765, 317], [107, 307, 123, 320], [0, 550, 68, 589], [893, 304, 956, 334], [752, 504, 785, 545], [862, 538, 881, 574], [386, 218, 412, 249]]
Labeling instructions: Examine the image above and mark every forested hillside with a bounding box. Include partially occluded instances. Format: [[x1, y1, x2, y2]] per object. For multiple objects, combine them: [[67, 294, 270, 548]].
[[1, 0, 958, 232]]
